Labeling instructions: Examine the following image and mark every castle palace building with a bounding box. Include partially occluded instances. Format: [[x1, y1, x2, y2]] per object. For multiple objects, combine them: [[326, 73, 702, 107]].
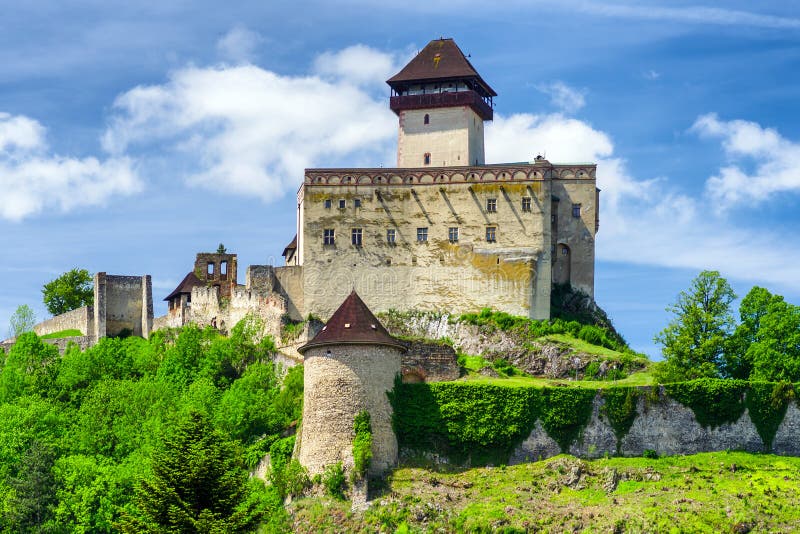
[[285, 38, 599, 321]]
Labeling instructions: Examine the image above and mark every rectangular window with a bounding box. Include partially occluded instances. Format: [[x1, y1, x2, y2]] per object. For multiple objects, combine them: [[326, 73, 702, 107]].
[[572, 203, 581, 218], [323, 229, 335, 245], [522, 197, 531, 212], [351, 228, 362, 246], [339, 199, 346, 209], [448, 227, 459, 243], [354, 198, 361, 208], [417, 227, 428, 243], [324, 199, 332, 209], [486, 198, 497, 212], [485, 226, 497, 243], [386, 229, 396, 244]]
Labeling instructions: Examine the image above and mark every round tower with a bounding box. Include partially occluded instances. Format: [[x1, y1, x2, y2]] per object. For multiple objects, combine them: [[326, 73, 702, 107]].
[[297, 291, 407, 477]]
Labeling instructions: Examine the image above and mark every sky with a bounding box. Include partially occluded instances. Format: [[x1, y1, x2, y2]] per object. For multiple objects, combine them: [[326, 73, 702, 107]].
[[1, 0, 799, 356]]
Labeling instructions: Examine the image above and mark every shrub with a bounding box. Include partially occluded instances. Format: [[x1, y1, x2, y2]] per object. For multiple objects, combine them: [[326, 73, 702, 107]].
[[322, 462, 346, 499], [352, 411, 373, 479], [643, 449, 658, 459]]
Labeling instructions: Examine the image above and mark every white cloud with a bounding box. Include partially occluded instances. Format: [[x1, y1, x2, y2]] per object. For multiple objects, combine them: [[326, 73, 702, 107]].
[[484, 111, 800, 292], [535, 81, 586, 113], [692, 113, 800, 210], [216, 26, 263, 64], [103, 47, 399, 201], [313, 44, 404, 87], [643, 69, 661, 80], [0, 112, 140, 221]]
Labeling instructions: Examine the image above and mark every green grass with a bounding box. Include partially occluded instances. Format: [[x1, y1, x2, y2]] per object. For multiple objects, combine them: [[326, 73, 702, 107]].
[[39, 329, 83, 339], [288, 452, 800, 533], [463, 371, 654, 388], [541, 333, 629, 358]]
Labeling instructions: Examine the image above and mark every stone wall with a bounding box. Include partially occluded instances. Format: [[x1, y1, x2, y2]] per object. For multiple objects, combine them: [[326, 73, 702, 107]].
[[499, 388, 800, 463], [33, 306, 93, 337], [94, 273, 153, 338], [298, 344, 402, 477], [397, 106, 485, 167], [274, 265, 304, 321], [401, 341, 460, 382]]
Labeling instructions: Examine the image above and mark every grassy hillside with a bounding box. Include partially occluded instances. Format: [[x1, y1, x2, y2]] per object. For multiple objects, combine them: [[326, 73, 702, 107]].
[[289, 452, 800, 533]]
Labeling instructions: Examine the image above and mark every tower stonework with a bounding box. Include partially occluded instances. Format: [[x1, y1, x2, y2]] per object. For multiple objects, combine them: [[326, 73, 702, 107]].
[[297, 292, 406, 477], [388, 38, 494, 168]]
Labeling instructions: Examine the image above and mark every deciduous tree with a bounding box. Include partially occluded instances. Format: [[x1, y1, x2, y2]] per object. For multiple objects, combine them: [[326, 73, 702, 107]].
[[8, 304, 36, 339], [42, 268, 93, 316]]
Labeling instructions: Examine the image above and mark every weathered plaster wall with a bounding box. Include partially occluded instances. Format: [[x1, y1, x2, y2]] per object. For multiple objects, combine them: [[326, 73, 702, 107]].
[[298, 344, 402, 477], [33, 306, 93, 337], [551, 176, 598, 297], [274, 265, 304, 321], [398, 107, 484, 167], [299, 163, 596, 322]]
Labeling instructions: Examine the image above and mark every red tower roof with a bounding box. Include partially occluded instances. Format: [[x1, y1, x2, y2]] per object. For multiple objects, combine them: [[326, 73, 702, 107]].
[[298, 291, 407, 354]]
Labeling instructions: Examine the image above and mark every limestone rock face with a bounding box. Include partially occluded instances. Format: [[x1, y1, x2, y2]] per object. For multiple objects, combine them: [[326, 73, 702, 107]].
[[298, 344, 402, 477]]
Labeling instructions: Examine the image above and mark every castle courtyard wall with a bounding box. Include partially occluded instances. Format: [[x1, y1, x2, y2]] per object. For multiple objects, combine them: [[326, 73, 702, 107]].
[[33, 305, 94, 337]]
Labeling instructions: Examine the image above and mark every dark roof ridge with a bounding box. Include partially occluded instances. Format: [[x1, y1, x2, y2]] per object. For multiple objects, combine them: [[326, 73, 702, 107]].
[[164, 271, 203, 301]]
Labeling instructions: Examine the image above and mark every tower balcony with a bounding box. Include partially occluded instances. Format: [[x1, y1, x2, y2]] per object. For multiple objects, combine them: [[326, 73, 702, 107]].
[[390, 90, 493, 121]]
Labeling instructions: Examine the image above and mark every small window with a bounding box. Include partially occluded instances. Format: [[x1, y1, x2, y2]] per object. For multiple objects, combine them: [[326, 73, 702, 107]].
[[417, 227, 428, 243], [486, 198, 497, 213], [572, 203, 581, 218], [323, 229, 335, 245], [220, 261, 227, 276], [386, 229, 396, 244], [423, 153, 431, 165], [339, 199, 346, 209], [562, 246, 569, 256], [551, 214, 556, 223], [448, 227, 459, 243], [522, 197, 531, 212], [207, 263, 214, 275], [424, 113, 430, 125], [354, 198, 361, 208], [324, 199, 332, 209], [351, 228, 362, 246], [485, 227, 497, 243]]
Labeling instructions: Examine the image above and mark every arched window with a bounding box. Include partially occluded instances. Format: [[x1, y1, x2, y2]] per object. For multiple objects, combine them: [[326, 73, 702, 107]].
[[424, 114, 430, 125], [423, 153, 431, 165]]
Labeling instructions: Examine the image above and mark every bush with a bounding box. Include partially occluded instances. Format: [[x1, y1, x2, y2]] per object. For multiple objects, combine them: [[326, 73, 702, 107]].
[[643, 449, 659, 459], [352, 411, 373, 479], [322, 462, 346, 499]]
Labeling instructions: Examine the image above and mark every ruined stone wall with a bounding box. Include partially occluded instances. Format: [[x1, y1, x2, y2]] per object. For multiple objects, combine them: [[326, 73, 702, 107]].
[[227, 288, 285, 339], [401, 341, 460, 382], [33, 306, 94, 337], [298, 344, 402, 477], [504, 389, 800, 462], [300, 165, 590, 321], [551, 174, 598, 297], [97, 274, 152, 337], [246, 265, 276, 293], [274, 265, 304, 321]]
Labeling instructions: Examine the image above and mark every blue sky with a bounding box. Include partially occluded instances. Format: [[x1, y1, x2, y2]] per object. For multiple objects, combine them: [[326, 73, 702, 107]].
[[1, 0, 799, 356]]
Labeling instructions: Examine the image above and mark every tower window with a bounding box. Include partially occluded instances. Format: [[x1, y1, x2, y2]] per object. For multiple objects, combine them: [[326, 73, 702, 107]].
[[386, 229, 396, 244], [354, 198, 361, 208], [339, 199, 346, 209], [323, 229, 335, 245], [351, 228, 362, 246], [485, 227, 497, 243], [486, 198, 497, 213], [220, 261, 227, 276], [424, 114, 430, 125], [423, 153, 431, 165], [324, 199, 331, 209], [207, 263, 214, 275], [417, 227, 428, 243], [572, 203, 581, 218], [448, 227, 459, 243], [522, 197, 532, 212]]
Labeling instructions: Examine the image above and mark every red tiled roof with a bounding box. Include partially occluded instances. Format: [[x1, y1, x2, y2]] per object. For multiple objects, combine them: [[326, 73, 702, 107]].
[[298, 291, 406, 354], [163, 271, 203, 301], [387, 38, 496, 96]]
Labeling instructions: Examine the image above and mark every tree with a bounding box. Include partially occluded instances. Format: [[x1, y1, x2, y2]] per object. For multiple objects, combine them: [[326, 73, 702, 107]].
[[119, 411, 265, 533], [748, 299, 800, 382], [8, 304, 36, 338], [42, 268, 93, 316], [217, 243, 226, 254], [724, 286, 785, 379], [654, 271, 736, 382], [6, 440, 58, 532]]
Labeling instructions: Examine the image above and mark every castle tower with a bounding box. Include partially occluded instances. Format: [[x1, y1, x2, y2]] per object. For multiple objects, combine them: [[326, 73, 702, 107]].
[[387, 38, 496, 167], [297, 291, 407, 477]]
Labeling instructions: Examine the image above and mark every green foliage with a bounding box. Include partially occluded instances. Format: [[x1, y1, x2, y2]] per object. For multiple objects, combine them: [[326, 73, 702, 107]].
[[642, 449, 658, 459], [665, 378, 747, 429], [268, 436, 309, 499], [600, 387, 640, 447], [0, 332, 60, 402], [119, 411, 265, 533], [41, 268, 94, 316], [745, 382, 794, 451], [654, 271, 736, 381], [8, 304, 36, 339], [321, 462, 346, 499], [39, 328, 82, 339], [538, 388, 596, 453], [280, 315, 307, 344], [5, 440, 57, 532], [352, 410, 373, 480]]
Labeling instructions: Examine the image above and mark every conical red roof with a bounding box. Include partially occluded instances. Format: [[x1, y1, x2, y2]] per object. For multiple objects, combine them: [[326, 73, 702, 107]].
[[298, 291, 406, 354]]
